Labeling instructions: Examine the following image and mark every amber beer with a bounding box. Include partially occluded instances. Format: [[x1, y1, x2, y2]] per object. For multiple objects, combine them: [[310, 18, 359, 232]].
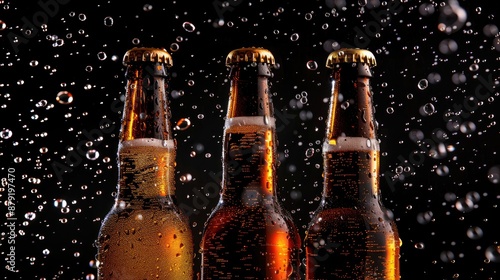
[[201, 47, 301, 279], [305, 49, 400, 279], [96, 48, 193, 279]]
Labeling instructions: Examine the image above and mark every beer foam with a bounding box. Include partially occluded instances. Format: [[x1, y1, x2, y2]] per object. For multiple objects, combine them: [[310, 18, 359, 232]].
[[224, 116, 276, 129], [323, 136, 380, 152], [120, 138, 175, 149]]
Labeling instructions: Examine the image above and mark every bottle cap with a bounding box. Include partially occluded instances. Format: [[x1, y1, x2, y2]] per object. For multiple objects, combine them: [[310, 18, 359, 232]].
[[326, 48, 376, 68], [226, 47, 275, 66], [123, 47, 173, 67]]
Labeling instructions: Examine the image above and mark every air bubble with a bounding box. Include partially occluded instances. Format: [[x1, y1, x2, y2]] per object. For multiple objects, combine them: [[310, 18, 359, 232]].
[[487, 165, 500, 184], [103, 16, 113, 27], [290, 33, 299, 41], [174, 118, 192, 131], [306, 60, 318, 70]]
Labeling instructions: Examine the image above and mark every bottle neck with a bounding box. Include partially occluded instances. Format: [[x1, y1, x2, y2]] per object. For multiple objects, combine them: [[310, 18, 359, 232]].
[[117, 63, 176, 206], [322, 63, 381, 207], [221, 63, 278, 206]]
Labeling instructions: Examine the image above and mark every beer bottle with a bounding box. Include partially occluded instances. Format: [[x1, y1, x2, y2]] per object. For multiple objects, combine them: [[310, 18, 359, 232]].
[[305, 48, 400, 280], [97, 47, 193, 280], [201, 47, 301, 280]]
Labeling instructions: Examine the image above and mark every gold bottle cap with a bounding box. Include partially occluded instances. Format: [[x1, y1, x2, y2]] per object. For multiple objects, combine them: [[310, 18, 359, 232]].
[[123, 47, 173, 67], [226, 47, 275, 66], [326, 48, 376, 68]]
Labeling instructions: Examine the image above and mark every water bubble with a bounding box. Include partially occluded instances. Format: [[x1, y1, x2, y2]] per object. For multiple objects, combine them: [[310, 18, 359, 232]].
[[97, 51, 107, 61], [487, 165, 500, 184], [435, 165, 449, 176], [182, 22, 196, 32], [483, 24, 499, 37], [439, 38, 458, 54], [56, 91, 74, 104], [438, 0, 467, 35], [416, 211, 434, 224], [485, 245, 500, 263], [0, 129, 13, 139], [0, 20, 6, 31], [306, 60, 318, 70], [451, 72, 466, 84], [174, 118, 191, 131], [459, 121, 476, 133], [30, 60, 39, 67], [54, 199, 68, 208], [305, 148, 315, 158], [420, 103, 435, 116], [170, 43, 180, 52], [417, 79, 429, 90], [305, 13, 313, 20], [466, 226, 483, 240], [36, 99, 48, 107], [414, 242, 425, 249], [440, 250, 455, 263], [103, 16, 113, 27], [25, 212, 36, 220], [468, 63, 479, 72], [132, 38, 140, 45], [171, 90, 184, 99], [143, 4, 153, 11], [419, 3, 435, 16], [42, 249, 50, 255], [290, 33, 299, 41], [86, 149, 100, 160], [386, 107, 394, 114], [180, 173, 193, 183]]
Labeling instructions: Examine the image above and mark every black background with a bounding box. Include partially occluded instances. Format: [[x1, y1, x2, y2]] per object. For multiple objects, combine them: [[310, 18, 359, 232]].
[[1, 0, 499, 279]]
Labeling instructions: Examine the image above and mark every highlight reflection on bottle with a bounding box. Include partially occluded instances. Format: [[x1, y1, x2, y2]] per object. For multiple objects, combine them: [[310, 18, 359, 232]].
[[97, 47, 193, 280], [201, 47, 301, 280], [305, 48, 401, 280]]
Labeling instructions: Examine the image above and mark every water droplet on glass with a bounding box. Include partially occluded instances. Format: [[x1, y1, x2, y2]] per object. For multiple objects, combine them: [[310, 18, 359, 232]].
[[97, 51, 107, 61], [290, 33, 299, 41], [56, 91, 74, 104], [485, 245, 500, 263], [466, 226, 483, 240]]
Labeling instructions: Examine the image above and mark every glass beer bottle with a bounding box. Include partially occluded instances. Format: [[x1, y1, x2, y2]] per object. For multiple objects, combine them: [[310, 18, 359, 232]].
[[201, 47, 301, 280], [305, 48, 400, 280], [97, 47, 193, 280]]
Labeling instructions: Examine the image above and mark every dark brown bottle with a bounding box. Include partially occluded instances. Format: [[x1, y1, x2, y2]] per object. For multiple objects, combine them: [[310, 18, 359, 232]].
[[305, 48, 400, 280], [200, 47, 301, 280], [97, 47, 193, 279]]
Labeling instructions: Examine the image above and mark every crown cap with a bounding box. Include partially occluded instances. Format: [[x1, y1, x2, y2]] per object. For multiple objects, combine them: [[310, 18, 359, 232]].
[[226, 47, 275, 66], [326, 48, 376, 68], [123, 47, 173, 67]]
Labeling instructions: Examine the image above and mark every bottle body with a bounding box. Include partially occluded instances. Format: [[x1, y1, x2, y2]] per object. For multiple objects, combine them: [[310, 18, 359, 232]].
[[96, 48, 193, 280], [306, 142, 399, 280], [201, 48, 301, 280], [305, 49, 400, 280], [98, 140, 193, 280]]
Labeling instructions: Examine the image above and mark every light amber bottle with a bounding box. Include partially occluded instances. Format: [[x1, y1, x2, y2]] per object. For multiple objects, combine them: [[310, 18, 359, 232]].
[[305, 48, 400, 280], [97, 47, 193, 280], [200, 47, 301, 280]]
